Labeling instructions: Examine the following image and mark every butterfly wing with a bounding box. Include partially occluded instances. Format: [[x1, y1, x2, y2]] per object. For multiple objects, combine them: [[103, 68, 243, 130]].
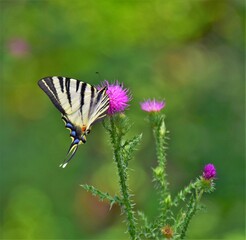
[[38, 76, 109, 167]]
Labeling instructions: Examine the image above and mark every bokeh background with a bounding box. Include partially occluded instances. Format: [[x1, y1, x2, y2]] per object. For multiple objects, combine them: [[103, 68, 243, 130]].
[[1, 0, 245, 239]]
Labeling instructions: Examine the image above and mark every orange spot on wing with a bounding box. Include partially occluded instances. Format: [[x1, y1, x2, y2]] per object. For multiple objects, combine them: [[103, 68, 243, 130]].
[[82, 125, 87, 132]]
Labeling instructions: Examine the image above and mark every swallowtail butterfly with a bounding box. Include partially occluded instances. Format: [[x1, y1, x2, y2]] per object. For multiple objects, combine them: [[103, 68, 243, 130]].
[[38, 76, 109, 168]]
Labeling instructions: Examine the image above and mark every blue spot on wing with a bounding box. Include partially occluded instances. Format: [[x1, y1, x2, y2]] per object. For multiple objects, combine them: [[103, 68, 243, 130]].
[[70, 131, 76, 137], [73, 139, 80, 144], [66, 123, 74, 129]]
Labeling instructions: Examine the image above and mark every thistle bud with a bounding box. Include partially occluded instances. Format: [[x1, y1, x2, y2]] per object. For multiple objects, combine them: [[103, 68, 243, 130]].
[[161, 225, 173, 239]]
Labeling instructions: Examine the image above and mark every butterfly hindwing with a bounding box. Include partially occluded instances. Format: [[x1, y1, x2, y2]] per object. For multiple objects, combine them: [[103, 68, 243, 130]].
[[38, 76, 110, 167]]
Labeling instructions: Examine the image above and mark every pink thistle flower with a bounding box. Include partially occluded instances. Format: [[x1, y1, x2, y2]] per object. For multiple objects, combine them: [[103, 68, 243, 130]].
[[8, 38, 30, 57], [140, 99, 165, 112], [203, 163, 216, 180], [99, 81, 131, 115]]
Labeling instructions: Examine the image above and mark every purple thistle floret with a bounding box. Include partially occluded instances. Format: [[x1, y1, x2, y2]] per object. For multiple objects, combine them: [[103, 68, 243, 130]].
[[203, 163, 216, 180], [100, 81, 130, 115], [140, 99, 165, 112]]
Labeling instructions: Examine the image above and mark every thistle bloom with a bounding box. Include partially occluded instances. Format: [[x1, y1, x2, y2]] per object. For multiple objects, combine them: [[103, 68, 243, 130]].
[[203, 163, 216, 180], [100, 81, 130, 115], [140, 99, 165, 112]]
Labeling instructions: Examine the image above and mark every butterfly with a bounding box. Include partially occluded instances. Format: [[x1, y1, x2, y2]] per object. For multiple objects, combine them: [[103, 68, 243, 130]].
[[38, 76, 109, 168]]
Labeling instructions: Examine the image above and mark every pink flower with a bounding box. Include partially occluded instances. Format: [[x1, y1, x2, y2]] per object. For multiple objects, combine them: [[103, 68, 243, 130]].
[[140, 99, 165, 112], [203, 163, 216, 180], [8, 38, 30, 57], [99, 81, 131, 115]]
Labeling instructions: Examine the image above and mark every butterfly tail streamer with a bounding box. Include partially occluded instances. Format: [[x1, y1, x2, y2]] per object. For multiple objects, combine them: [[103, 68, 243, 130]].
[[59, 142, 79, 168]]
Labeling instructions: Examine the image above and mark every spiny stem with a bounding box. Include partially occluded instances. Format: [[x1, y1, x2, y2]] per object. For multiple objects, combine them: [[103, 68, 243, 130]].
[[178, 187, 205, 238], [151, 114, 169, 224], [153, 119, 168, 196], [172, 181, 196, 207], [180, 195, 197, 239], [109, 117, 137, 240]]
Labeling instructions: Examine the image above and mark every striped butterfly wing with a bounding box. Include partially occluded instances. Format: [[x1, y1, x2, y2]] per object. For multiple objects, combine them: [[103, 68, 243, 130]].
[[38, 76, 109, 167]]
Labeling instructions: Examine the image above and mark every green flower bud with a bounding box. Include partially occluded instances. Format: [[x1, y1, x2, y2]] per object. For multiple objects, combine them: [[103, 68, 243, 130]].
[[153, 166, 164, 176]]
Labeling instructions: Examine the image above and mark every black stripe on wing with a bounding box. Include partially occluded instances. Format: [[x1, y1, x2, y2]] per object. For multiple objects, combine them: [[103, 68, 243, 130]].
[[87, 87, 109, 125], [96, 90, 110, 116], [80, 82, 87, 115], [88, 85, 95, 117], [38, 77, 66, 115], [65, 77, 72, 107], [96, 88, 104, 103], [58, 76, 64, 92], [76, 79, 80, 92]]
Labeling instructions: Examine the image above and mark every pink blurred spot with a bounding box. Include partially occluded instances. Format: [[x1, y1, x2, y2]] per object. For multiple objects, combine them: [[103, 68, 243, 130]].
[[8, 38, 30, 57]]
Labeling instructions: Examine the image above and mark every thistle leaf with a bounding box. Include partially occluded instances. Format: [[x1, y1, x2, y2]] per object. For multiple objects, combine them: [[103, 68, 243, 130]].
[[81, 184, 121, 207]]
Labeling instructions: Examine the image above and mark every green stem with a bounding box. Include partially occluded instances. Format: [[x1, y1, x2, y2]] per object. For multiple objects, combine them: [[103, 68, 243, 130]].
[[196, 189, 204, 202], [153, 126, 168, 194], [179, 195, 197, 239], [179, 189, 204, 239], [172, 181, 196, 207], [151, 114, 169, 224], [109, 117, 137, 240]]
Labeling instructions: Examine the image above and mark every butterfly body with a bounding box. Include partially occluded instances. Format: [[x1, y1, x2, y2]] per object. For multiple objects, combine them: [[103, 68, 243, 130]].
[[38, 76, 109, 168]]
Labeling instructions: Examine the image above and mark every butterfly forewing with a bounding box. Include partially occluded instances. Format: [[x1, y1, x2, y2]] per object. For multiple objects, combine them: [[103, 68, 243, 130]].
[[38, 77, 109, 126], [38, 77, 66, 115], [38, 76, 110, 167]]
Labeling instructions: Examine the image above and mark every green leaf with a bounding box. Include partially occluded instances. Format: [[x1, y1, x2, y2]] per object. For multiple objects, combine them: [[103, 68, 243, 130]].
[[122, 133, 143, 163], [81, 184, 121, 207]]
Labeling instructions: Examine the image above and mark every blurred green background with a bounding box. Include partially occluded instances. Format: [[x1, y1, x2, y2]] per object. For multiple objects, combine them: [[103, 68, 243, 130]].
[[1, 0, 245, 239]]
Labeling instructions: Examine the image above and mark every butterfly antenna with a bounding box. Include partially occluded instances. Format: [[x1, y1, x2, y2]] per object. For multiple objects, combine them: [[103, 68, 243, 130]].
[[59, 142, 78, 168]]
